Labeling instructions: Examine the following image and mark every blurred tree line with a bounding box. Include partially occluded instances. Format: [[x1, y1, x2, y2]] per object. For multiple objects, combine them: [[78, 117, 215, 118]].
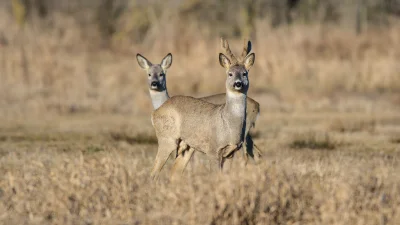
[[8, 0, 400, 45]]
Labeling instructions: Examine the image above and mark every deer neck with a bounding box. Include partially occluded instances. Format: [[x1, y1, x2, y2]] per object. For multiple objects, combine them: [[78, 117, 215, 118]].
[[149, 90, 169, 110], [223, 90, 247, 141], [224, 90, 246, 116]]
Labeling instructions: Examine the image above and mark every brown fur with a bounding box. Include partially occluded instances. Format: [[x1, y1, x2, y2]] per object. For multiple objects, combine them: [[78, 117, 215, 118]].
[[200, 93, 262, 162], [150, 38, 256, 180]]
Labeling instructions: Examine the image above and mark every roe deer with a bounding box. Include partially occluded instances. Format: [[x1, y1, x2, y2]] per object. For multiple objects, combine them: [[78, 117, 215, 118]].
[[150, 38, 255, 179], [136, 51, 261, 173], [136, 53, 172, 110]]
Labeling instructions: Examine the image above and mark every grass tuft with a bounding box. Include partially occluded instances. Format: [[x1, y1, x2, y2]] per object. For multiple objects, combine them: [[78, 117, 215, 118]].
[[390, 136, 400, 144], [328, 118, 376, 133], [84, 145, 104, 154], [109, 131, 157, 145], [289, 131, 337, 150]]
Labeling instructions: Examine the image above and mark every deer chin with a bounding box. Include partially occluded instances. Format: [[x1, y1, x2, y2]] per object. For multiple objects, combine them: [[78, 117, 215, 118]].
[[227, 88, 247, 95], [234, 86, 242, 91], [149, 88, 164, 92]]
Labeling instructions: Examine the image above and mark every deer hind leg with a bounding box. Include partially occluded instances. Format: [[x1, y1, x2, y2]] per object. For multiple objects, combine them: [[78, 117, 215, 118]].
[[242, 121, 253, 165], [244, 134, 254, 164], [245, 134, 264, 163], [253, 142, 263, 162], [170, 147, 195, 180], [150, 138, 178, 180], [240, 135, 249, 166]]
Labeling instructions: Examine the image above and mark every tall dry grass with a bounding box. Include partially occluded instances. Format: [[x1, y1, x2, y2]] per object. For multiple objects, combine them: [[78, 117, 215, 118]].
[[0, 4, 399, 118], [0, 113, 399, 224]]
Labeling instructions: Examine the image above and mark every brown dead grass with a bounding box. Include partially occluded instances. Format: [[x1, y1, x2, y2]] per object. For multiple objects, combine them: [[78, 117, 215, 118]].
[[0, 113, 400, 225]]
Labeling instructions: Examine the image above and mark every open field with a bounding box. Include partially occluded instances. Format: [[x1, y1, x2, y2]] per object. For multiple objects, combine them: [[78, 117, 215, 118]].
[[1, 1, 400, 224], [1, 109, 400, 224]]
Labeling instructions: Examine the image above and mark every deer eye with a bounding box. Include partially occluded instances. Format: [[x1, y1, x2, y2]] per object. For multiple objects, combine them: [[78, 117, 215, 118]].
[[160, 73, 165, 77], [148, 74, 151, 77], [243, 72, 248, 76], [228, 73, 233, 77]]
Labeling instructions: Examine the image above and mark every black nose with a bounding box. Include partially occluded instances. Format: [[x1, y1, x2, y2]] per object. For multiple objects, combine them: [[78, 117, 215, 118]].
[[151, 81, 158, 87], [234, 81, 242, 88]]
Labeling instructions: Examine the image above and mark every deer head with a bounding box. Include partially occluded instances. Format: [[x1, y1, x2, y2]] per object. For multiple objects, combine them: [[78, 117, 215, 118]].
[[219, 38, 255, 94], [136, 53, 173, 92]]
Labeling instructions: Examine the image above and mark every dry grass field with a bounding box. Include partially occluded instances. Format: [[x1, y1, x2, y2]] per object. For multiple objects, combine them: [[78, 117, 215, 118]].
[[1, 1, 400, 224], [1, 112, 400, 224]]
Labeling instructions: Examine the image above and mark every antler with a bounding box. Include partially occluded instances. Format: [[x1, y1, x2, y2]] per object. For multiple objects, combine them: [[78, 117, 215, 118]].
[[240, 38, 252, 60], [220, 37, 238, 64], [221, 37, 252, 64]]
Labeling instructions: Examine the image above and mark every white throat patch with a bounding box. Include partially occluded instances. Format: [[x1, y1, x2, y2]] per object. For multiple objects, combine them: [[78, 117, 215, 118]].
[[227, 91, 246, 116], [150, 90, 169, 110]]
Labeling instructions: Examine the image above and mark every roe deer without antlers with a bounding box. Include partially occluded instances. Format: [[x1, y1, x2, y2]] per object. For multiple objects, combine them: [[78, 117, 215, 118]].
[[149, 38, 255, 179], [136, 53, 173, 110], [136, 48, 261, 175]]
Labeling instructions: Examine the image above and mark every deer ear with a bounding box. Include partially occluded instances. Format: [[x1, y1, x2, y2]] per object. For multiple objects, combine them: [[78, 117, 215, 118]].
[[219, 53, 231, 69], [136, 54, 152, 69], [161, 53, 172, 70], [243, 53, 255, 70]]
